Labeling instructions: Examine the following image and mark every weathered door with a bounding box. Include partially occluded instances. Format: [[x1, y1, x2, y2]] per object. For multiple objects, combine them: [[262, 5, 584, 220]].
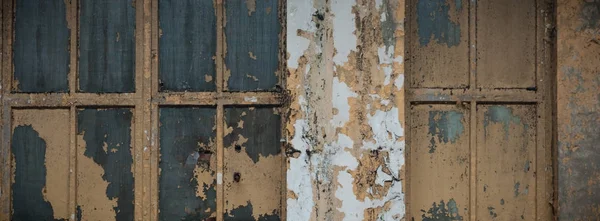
[[1, 0, 286, 220], [406, 0, 554, 220]]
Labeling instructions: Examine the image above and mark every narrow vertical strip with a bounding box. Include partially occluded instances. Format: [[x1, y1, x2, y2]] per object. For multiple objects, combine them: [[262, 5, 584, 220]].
[[469, 0, 476, 89], [1, 0, 12, 95], [0, 105, 11, 221], [469, 101, 477, 221], [68, 0, 77, 95], [69, 106, 77, 221], [150, 0, 160, 219], [216, 1, 225, 220]]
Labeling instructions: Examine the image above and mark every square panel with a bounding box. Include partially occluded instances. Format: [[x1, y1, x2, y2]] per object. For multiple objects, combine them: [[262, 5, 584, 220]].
[[476, 105, 537, 220], [158, 0, 217, 92], [13, 0, 70, 92], [409, 104, 470, 220], [223, 107, 282, 220], [76, 108, 134, 220], [79, 0, 136, 93], [11, 109, 70, 220], [159, 107, 217, 220], [409, 0, 469, 88], [476, 0, 536, 89], [225, 0, 280, 91]]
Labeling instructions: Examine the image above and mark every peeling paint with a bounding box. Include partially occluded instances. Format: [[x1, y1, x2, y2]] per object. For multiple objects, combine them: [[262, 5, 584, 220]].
[[417, 0, 461, 47], [427, 111, 464, 153], [420, 199, 463, 221]]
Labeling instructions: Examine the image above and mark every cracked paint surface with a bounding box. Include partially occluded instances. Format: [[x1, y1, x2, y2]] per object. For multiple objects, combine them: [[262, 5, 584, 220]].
[[286, 0, 405, 220]]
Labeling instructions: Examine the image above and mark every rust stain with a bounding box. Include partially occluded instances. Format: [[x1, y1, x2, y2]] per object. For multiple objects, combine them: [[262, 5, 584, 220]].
[[12, 109, 70, 220]]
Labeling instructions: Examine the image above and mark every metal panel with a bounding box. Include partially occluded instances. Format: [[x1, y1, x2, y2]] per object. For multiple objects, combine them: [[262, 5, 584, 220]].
[[224, 0, 280, 91], [223, 107, 281, 220], [79, 0, 135, 93], [13, 0, 69, 92], [476, 0, 536, 89], [476, 105, 536, 220], [158, 107, 217, 220], [158, 0, 216, 92], [11, 109, 70, 220], [409, 105, 469, 220], [408, 0, 469, 88], [76, 108, 134, 221]]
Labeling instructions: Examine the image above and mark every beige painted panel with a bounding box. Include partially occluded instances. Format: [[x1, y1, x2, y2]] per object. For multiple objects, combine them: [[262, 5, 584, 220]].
[[476, 105, 536, 220], [476, 0, 536, 89], [11, 109, 70, 220], [408, 0, 469, 88], [410, 104, 469, 220]]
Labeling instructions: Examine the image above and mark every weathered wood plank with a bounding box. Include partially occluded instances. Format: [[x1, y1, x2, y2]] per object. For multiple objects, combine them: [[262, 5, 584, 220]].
[[11, 109, 70, 220], [409, 104, 469, 220], [158, 107, 217, 220], [225, 0, 280, 91], [476, 0, 536, 89], [79, 0, 135, 93], [14, 0, 69, 92], [76, 108, 134, 221], [223, 107, 281, 220], [408, 0, 469, 88], [476, 105, 536, 220], [159, 0, 216, 92]]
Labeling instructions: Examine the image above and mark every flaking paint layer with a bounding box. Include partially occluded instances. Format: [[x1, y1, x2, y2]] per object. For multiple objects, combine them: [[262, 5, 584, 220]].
[[286, 0, 406, 220]]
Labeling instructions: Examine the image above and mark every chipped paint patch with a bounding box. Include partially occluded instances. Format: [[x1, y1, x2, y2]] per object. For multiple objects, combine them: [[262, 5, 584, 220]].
[[416, 0, 461, 47], [428, 111, 465, 153], [332, 0, 358, 66], [420, 199, 464, 221]]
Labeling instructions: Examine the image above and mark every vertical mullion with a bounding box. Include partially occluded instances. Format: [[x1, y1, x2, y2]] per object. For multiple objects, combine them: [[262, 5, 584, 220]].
[[0, 1, 11, 219], [468, 1, 477, 220], [68, 0, 78, 95], [0, 104, 10, 221], [139, 0, 153, 220], [216, 1, 225, 221], [68, 105, 77, 221], [468, 0, 477, 90], [469, 101, 477, 221], [149, 0, 159, 220]]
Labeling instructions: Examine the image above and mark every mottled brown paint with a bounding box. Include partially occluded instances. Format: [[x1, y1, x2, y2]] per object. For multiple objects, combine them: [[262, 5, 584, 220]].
[[476, 105, 537, 220], [557, 0, 600, 219], [409, 105, 469, 221], [476, 0, 536, 89]]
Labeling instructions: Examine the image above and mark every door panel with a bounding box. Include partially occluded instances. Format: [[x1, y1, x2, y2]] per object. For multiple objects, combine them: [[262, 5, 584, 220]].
[[476, 105, 537, 220], [410, 105, 470, 220], [11, 109, 70, 220], [158, 107, 217, 220], [76, 108, 135, 221], [476, 0, 536, 89], [408, 0, 469, 88]]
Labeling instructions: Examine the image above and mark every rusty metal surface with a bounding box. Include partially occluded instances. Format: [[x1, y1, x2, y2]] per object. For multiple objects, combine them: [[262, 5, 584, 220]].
[[407, 0, 469, 88], [409, 104, 469, 220], [557, 0, 600, 219]]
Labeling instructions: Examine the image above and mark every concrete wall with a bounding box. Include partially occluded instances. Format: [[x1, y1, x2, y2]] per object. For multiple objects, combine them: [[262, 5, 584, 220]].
[[557, 0, 600, 220], [286, 0, 406, 220]]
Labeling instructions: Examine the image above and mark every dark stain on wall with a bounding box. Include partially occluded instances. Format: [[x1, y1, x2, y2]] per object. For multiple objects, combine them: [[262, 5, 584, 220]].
[[79, 0, 135, 93], [77, 109, 134, 220], [11, 126, 65, 221], [224, 107, 281, 163], [428, 111, 464, 153], [225, 0, 280, 91], [14, 0, 69, 92], [224, 201, 280, 221], [159, 0, 216, 92], [417, 0, 461, 47], [159, 107, 217, 220], [380, 0, 397, 51], [580, 0, 600, 30], [420, 199, 463, 221]]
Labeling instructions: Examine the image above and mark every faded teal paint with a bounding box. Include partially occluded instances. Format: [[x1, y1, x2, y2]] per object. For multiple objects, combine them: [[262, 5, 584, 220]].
[[483, 106, 527, 139], [580, 0, 600, 30], [420, 198, 464, 221], [428, 111, 465, 153], [514, 182, 520, 197], [417, 0, 461, 47]]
